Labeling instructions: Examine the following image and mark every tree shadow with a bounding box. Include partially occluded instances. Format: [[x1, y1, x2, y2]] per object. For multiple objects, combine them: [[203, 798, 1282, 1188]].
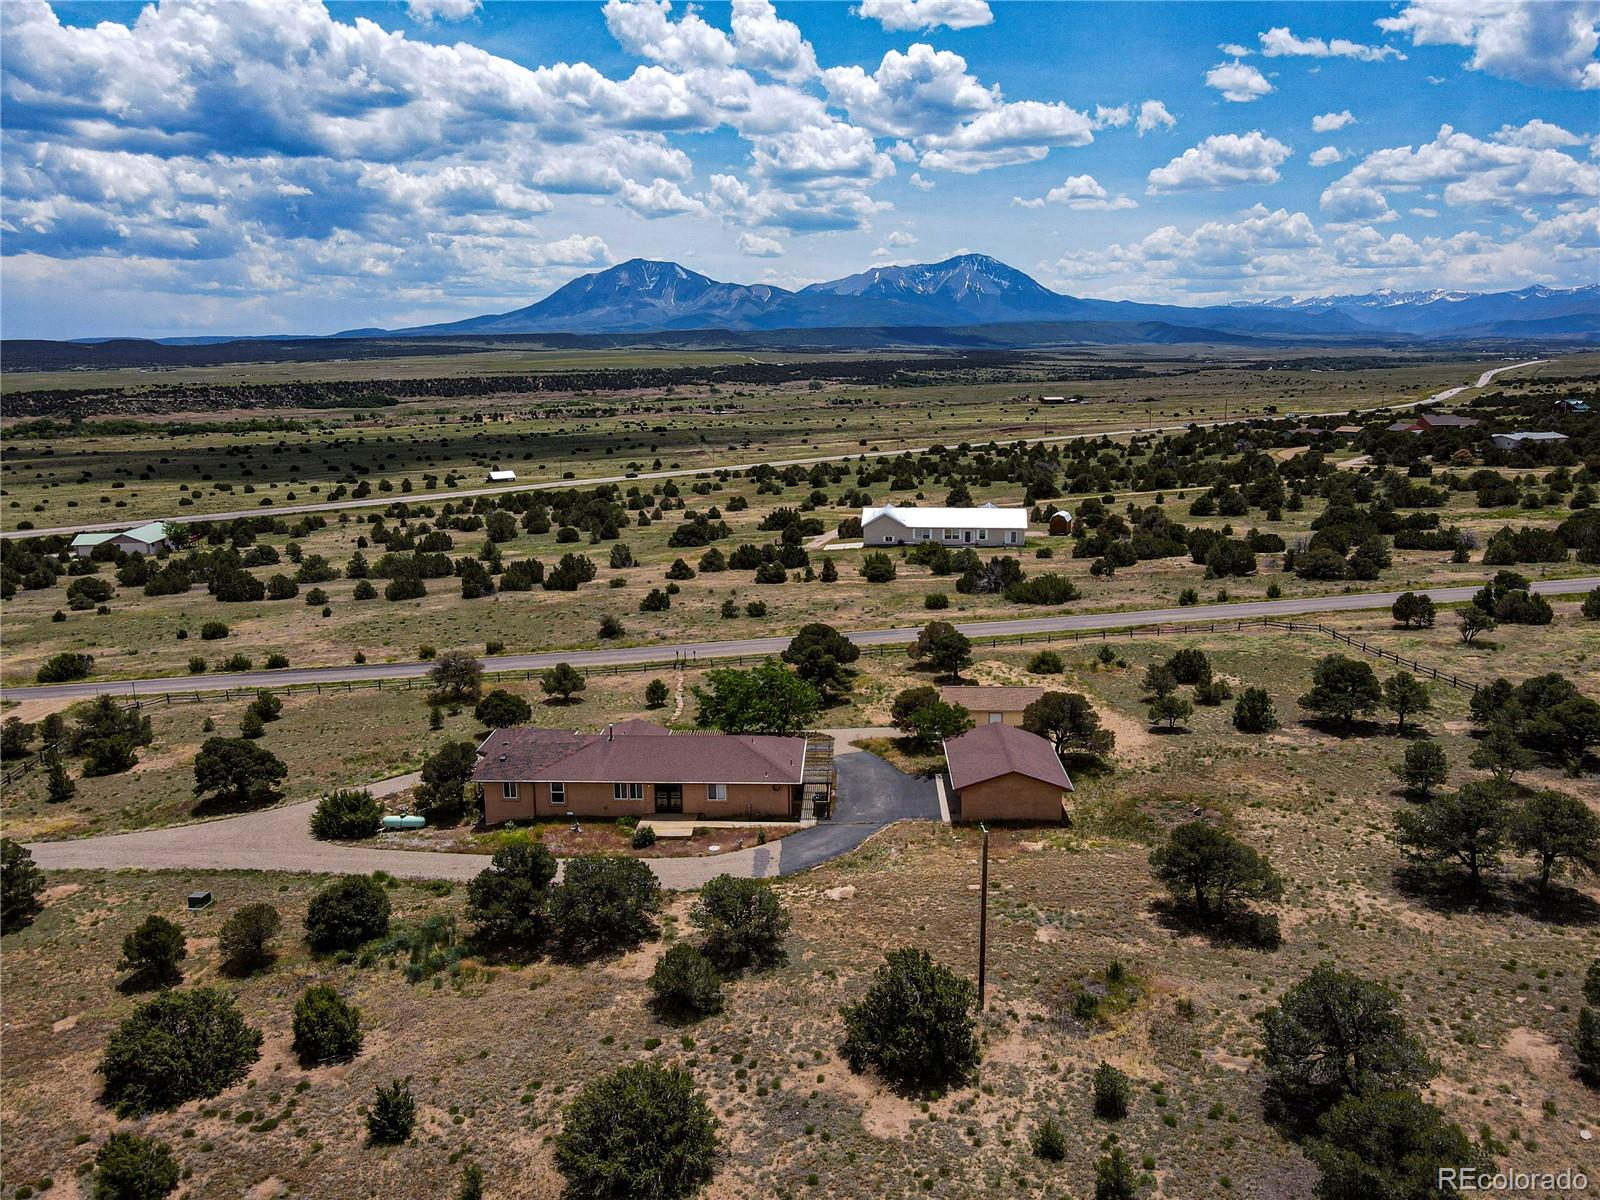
[[1149, 899, 1282, 950], [191, 790, 283, 818], [218, 953, 277, 980], [1297, 716, 1386, 739], [1148, 725, 1192, 736], [1391, 864, 1512, 915], [1505, 879, 1600, 926], [1060, 752, 1114, 780], [116, 968, 182, 995], [540, 696, 585, 707]]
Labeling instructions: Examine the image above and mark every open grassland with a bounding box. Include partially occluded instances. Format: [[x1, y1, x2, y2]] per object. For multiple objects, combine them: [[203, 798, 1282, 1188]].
[[4, 611, 1597, 1200], [2, 669, 701, 843], [4, 451, 1595, 686], [0, 349, 1530, 527]]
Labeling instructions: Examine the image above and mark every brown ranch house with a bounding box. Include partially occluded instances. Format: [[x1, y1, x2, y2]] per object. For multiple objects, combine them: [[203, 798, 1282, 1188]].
[[939, 685, 1046, 727], [943, 723, 1073, 824], [473, 719, 807, 825]]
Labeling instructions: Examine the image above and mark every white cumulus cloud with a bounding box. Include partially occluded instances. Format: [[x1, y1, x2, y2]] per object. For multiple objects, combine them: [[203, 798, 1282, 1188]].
[[738, 232, 785, 256], [1136, 99, 1177, 135], [1205, 60, 1274, 102], [1013, 173, 1137, 210], [1258, 26, 1404, 61], [406, 0, 481, 21], [853, 0, 994, 32], [1147, 131, 1292, 192], [1312, 110, 1357, 133], [1377, 0, 1600, 89], [1309, 146, 1345, 166]]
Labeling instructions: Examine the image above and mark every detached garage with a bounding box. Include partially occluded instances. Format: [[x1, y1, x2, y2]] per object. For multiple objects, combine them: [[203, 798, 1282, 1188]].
[[943, 723, 1073, 824]]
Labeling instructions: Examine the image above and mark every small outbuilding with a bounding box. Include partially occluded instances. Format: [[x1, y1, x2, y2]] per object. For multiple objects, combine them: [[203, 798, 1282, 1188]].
[[943, 723, 1073, 824], [69, 521, 171, 558], [939, 685, 1047, 727], [487, 469, 517, 482], [1046, 509, 1074, 535], [1491, 431, 1569, 451], [1553, 399, 1589, 414]]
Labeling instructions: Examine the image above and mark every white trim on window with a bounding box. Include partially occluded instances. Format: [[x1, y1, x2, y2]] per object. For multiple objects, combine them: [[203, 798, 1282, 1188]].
[[549, 782, 566, 805], [501, 782, 518, 800], [706, 783, 728, 802], [613, 782, 645, 801]]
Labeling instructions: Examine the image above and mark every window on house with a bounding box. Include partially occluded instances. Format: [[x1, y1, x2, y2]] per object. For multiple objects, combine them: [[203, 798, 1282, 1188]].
[[501, 782, 518, 800], [613, 782, 644, 801], [1006, 531, 1017, 544], [549, 782, 565, 805], [977, 530, 987, 540], [918, 529, 931, 540], [707, 783, 727, 802]]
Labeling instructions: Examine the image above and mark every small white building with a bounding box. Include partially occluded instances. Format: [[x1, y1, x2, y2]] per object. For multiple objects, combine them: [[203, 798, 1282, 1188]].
[[69, 520, 171, 558], [487, 469, 517, 482], [1491, 431, 1569, 452], [861, 503, 1028, 548]]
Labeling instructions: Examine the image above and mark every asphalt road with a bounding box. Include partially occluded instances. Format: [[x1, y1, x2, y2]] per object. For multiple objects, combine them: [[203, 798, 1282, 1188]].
[[9, 575, 1597, 703], [6, 359, 1538, 541], [22, 734, 936, 887]]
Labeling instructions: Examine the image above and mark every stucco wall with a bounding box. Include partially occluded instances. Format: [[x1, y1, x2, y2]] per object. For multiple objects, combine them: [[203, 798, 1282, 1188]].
[[954, 773, 1068, 823], [483, 780, 797, 825]]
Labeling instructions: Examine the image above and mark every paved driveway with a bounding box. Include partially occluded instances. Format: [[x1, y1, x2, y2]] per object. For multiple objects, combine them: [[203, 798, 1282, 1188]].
[[21, 735, 941, 889]]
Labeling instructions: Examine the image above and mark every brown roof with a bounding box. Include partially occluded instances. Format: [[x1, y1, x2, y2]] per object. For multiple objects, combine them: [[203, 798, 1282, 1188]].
[[939, 685, 1047, 713], [1416, 412, 1479, 427], [473, 726, 806, 785], [943, 724, 1074, 792]]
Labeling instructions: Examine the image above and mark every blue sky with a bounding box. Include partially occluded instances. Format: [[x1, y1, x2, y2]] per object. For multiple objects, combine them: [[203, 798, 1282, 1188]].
[[2, 0, 1596, 338]]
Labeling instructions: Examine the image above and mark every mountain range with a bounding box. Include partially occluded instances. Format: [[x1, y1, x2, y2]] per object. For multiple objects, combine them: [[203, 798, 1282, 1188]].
[[361, 254, 1598, 343]]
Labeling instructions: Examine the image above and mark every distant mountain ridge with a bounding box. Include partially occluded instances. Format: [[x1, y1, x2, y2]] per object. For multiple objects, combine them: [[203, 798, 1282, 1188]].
[[370, 255, 1597, 343]]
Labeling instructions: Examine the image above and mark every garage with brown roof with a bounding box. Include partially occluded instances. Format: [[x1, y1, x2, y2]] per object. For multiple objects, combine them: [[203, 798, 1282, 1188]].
[[943, 723, 1073, 824]]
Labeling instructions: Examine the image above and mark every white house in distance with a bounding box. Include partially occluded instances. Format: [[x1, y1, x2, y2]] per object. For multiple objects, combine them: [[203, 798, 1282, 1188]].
[[1491, 431, 1568, 452], [861, 502, 1028, 548], [487, 469, 517, 482], [70, 521, 172, 558]]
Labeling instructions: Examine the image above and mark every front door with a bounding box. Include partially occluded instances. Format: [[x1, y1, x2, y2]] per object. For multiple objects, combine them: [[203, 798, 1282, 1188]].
[[655, 784, 683, 814]]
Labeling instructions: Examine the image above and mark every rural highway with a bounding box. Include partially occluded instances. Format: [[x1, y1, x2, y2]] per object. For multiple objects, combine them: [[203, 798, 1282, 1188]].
[[2, 359, 1546, 540], [8, 575, 1597, 704]]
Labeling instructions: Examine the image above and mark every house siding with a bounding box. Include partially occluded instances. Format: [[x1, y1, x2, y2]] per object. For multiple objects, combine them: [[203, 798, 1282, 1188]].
[[862, 514, 1017, 548], [482, 779, 798, 825], [955, 773, 1069, 823]]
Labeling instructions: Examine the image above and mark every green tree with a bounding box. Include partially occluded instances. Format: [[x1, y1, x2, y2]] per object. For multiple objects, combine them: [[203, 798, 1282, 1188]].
[[841, 948, 979, 1087], [98, 988, 263, 1116], [416, 740, 479, 824], [1093, 1147, 1137, 1200], [644, 678, 670, 709], [781, 623, 861, 703], [1468, 722, 1534, 781], [1164, 648, 1212, 685], [474, 688, 533, 727], [304, 875, 391, 952], [93, 1131, 180, 1200], [428, 650, 484, 703], [1031, 1116, 1066, 1162], [1022, 691, 1116, 761], [248, 689, 282, 723], [1299, 655, 1382, 725], [859, 551, 897, 583], [554, 1064, 719, 1200], [693, 874, 791, 973], [1395, 741, 1449, 797], [218, 903, 280, 974], [192, 737, 287, 809], [891, 690, 972, 749], [1150, 822, 1283, 920], [1381, 671, 1431, 735], [1141, 663, 1178, 697], [1583, 586, 1600, 621], [1232, 686, 1280, 734], [1390, 591, 1436, 629], [309, 789, 384, 840], [0, 716, 33, 760], [466, 840, 558, 954], [693, 661, 820, 735], [1508, 789, 1600, 897], [118, 914, 187, 989], [45, 743, 77, 804], [1262, 964, 1432, 1113], [1148, 693, 1193, 730], [647, 943, 724, 1019], [1092, 1061, 1132, 1119], [457, 1163, 486, 1200], [2, 838, 46, 932], [292, 983, 363, 1063], [1306, 1090, 1485, 1200], [239, 708, 265, 739], [1576, 1007, 1600, 1086], [906, 621, 973, 679], [1458, 606, 1496, 644], [1394, 780, 1511, 891], [367, 1078, 416, 1145], [540, 662, 587, 703], [549, 855, 662, 960]]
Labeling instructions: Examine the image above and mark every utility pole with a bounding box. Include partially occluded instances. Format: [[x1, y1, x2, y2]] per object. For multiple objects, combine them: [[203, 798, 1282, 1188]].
[[977, 822, 989, 1011]]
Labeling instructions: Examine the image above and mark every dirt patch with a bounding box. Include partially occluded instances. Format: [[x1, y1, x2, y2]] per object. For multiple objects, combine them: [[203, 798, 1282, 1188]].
[[1502, 1027, 1561, 1068], [1096, 703, 1160, 765]]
